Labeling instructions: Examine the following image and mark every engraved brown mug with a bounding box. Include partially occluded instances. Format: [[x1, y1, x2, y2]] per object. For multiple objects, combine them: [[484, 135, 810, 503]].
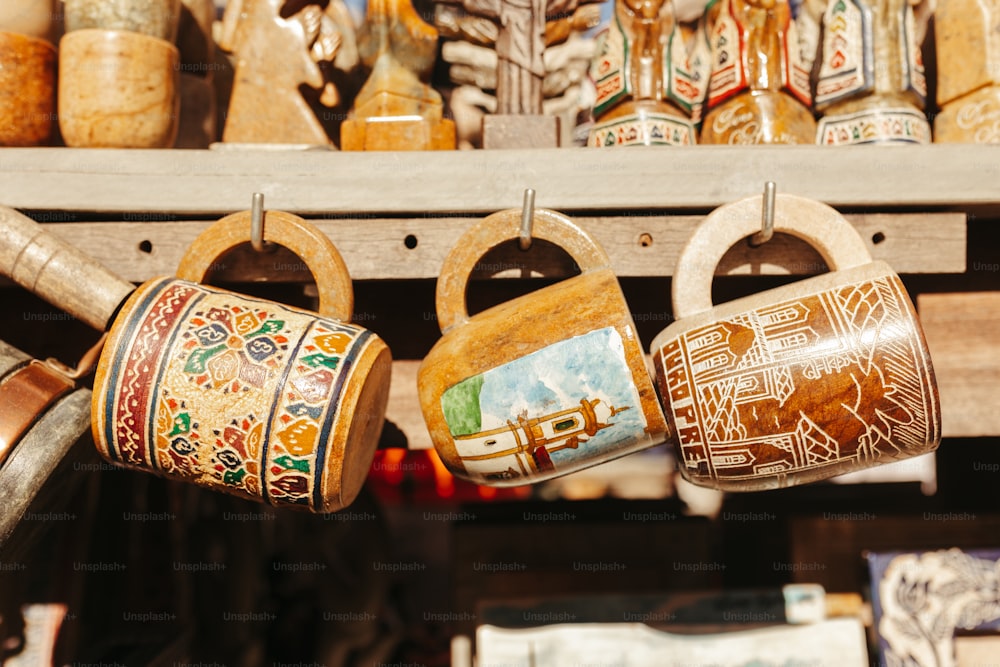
[[650, 194, 941, 491], [418, 208, 669, 486], [90, 211, 392, 512]]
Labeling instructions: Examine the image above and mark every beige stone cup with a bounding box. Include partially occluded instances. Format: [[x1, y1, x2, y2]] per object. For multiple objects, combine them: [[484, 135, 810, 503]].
[[0, 31, 57, 146], [64, 0, 181, 42], [58, 29, 180, 148], [0, 0, 58, 40]]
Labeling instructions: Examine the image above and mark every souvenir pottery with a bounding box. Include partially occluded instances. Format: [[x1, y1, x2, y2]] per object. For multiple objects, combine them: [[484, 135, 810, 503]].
[[0, 0, 57, 40], [0, 205, 392, 513], [440, 0, 600, 147], [418, 208, 669, 486], [0, 339, 92, 548], [814, 0, 930, 145], [650, 194, 940, 491], [0, 31, 56, 146], [700, 0, 816, 144], [587, 0, 706, 147], [341, 0, 456, 150], [219, 0, 353, 145], [64, 0, 182, 42], [58, 29, 180, 148], [933, 0, 1000, 142]]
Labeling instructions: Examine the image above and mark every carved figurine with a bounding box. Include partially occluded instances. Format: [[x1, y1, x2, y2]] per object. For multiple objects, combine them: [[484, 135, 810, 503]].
[[700, 0, 816, 144], [814, 0, 931, 145], [341, 0, 456, 150], [220, 0, 355, 145], [437, 0, 600, 147], [587, 0, 707, 146], [933, 0, 1000, 142], [436, 1, 599, 147]]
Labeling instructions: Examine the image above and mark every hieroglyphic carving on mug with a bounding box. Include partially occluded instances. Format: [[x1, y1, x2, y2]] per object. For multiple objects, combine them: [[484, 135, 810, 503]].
[[657, 272, 938, 489]]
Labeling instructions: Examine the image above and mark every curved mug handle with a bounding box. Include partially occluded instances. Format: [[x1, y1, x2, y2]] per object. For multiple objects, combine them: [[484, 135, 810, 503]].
[[672, 194, 873, 319], [435, 208, 612, 333], [175, 209, 354, 322]]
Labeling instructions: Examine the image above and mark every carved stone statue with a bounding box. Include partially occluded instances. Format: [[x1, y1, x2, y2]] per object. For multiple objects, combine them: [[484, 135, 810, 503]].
[[587, 0, 707, 146], [933, 0, 1000, 142], [700, 0, 816, 144], [219, 0, 355, 145], [436, 0, 599, 147], [437, 0, 599, 146], [340, 0, 456, 150], [814, 0, 931, 144]]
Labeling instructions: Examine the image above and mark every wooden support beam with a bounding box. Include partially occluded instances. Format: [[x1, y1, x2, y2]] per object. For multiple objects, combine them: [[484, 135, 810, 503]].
[[918, 292, 1000, 438], [36, 212, 964, 282]]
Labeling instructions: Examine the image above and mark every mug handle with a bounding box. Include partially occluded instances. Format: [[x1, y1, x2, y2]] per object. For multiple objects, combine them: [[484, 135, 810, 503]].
[[435, 208, 612, 334], [672, 194, 874, 320], [175, 209, 354, 322]]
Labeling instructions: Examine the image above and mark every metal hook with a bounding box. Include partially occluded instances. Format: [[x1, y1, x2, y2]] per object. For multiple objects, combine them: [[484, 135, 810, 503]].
[[250, 192, 272, 253], [750, 182, 776, 247], [519, 188, 536, 251]]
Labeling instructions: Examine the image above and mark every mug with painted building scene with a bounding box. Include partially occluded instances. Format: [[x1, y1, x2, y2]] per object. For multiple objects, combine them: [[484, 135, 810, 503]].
[[418, 208, 670, 486]]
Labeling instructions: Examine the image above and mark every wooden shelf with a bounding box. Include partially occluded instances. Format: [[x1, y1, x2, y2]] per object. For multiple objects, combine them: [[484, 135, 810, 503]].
[[1, 144, 999, 215]]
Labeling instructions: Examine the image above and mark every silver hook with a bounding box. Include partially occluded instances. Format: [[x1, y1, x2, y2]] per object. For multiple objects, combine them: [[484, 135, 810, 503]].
[[250, 192, 272, 253], [750, 181, 776, 247], [519, 188, 536, 251]]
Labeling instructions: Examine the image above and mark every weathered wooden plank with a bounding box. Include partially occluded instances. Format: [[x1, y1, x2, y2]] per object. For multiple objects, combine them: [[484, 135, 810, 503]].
[[386, 360, 430, 450], [0, 146, 998, 214], [36, 212, 964, 282], [918, 292, 1000, 437]]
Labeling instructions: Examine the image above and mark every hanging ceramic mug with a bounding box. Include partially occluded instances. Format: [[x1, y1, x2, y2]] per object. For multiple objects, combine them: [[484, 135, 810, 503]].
[[650, 194, 940, 491], [0, 205, 391, 513], [0, 339, 92, 549], [419, 208, 669, 486]]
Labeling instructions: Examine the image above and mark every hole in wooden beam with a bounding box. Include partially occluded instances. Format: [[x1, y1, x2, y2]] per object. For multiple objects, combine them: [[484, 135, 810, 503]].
[[639, 233, 653, 247], [138, 240, 153, 254], [872, 232, 886, 245], [404, 234, 418, 250]]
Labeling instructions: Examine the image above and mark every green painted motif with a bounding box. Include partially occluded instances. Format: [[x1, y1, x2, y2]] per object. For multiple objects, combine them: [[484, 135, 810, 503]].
[[274, 455, 310, 473], [246, 320, 284, 338], [184, 344, 225, 374], [223, 468, 247, 485], [302, 353, 340, 370], [169, 412, 191, 436], [441, 375, 484, 437]]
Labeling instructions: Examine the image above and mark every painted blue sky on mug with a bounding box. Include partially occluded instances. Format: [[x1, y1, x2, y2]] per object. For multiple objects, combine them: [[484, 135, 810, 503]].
[[441, 326, 653, 484]]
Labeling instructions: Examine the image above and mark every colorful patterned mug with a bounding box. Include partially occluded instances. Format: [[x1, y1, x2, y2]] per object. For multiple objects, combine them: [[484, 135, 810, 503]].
[[92, 211, 392, 512], [418, 208, 669, 486], [650, 194, 940, 491]]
